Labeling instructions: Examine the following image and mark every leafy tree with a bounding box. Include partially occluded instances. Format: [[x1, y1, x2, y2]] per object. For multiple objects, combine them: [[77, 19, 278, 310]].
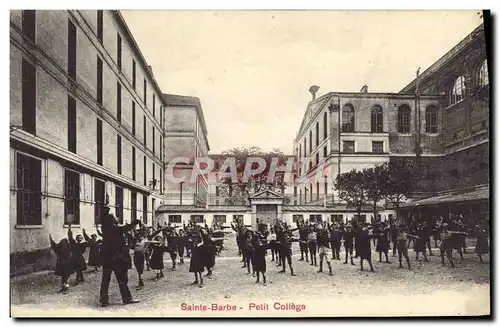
[[216, 147, 288, 205], [362, 164, 389, 224], [384, 159, 419, 221], [334, 169, 368, 223]]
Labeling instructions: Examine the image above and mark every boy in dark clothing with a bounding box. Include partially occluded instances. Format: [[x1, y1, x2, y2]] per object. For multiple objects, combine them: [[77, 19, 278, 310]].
[[83, 227, 102, 272], [343, 224, 355, 265], [317, 226, 333, 275], [49, 234, 73, 294], [328, 223, 343, 260]]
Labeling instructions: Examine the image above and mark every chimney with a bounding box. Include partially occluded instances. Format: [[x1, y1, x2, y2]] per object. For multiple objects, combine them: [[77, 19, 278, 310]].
[[360, 84, 368, 93], [309, 85, 320, 101]]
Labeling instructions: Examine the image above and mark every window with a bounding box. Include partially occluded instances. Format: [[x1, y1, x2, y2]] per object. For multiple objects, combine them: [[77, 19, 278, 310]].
[[96, 119, 102, 165], [132, 147, 136, 180], [142, 194, 148, 224], [152, 162, 155, 188], [355, 214, 366, 223], [310, 184, 313, 202], [372, 141, 384, 154], [67, 19, 77, 80], [132, 60, 136, 90], [299, 144, 302, 160], [143, 155, 147, 185], [97, 57, 103, 105], [323, 146, 327, 157], [117, 135, 122, 174], [22, 59, 36, 135], [191, 215, 204, 224], [343, 141, 355, 153], [16, 153, 42, 225], [323, 111, 328, 139], [117, 33, 122, 69], [425, 105, 438, 133], [397, 105, 411, 133], [324, 181, 328, 196], [316, 182, 319, 200], [68, 96, 76, 153], [299, 190, 302, 205], [371, 105, 383, 133], [143, 115, 147, 146], [451, 75, 465, 104], [292, 215, 303, 223], [331, 214, 343, 224], [478, 60, 488, 87], [151, 198, 155, 225], [152, 128, 155, 154], [132, 101, 136, 135], [315, 122, 319, 147], [153, 94, 156, 118], [342, 104, 355, 132], [97, 10, 103, 43], [214, 215, 227, 224], [310, 214, 322, 223], [315, 153, 319, 167], [64, 169, 80, 225], [303, 138, 307, 157], [116, 82, 122, 123], [131, 191, 137, 221], [94, 179, 105, 225], [309, 131, 312, 154], [143, 79, 147, 105], [115, 186, 123, 224], [233, 215, 243, 224], [293, 186, 297, 205], [169, 215, 182, 223], [160, 106, 163, 128], [22, 10, 36, 43]]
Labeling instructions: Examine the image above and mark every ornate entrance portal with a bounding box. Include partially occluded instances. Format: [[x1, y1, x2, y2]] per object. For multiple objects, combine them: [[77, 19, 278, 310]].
[[249, 189, 284, 228], [256, 204, 278, 225]]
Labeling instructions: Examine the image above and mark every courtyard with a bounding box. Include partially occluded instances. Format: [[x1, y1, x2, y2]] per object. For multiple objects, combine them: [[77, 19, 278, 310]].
[[11, 235, 490, 317]]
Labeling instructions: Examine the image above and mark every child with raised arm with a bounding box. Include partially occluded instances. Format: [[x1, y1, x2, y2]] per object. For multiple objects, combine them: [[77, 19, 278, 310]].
[[68, 224, 87, 284], [49, 233, 73, 294], [83, 226, 102, 272]]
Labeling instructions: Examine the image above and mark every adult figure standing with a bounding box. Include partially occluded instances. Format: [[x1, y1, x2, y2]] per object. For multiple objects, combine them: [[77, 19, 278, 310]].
[[99, 207, 141, 307]]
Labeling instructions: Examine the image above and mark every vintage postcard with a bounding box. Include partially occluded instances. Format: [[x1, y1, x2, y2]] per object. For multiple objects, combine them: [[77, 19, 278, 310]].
[[9, 10, 490, 318]]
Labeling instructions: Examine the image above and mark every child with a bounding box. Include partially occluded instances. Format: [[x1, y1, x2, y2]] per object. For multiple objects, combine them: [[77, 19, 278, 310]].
[[254, 237, 268, 285], [133, 225, 160, 289], [317, 225, 333, 276], [242, 231, 256, 275], [177, 229, 186, 265], [68, 225, 87, 284], [189, 230, 205, 288], [49, 234, 73, 294], [307, 225, 318, 267], [342, 224, 355, 265], [375, 223, 391, 264], [474, 224, 489, 263], [166, 230, 179, 271], [396, 226, 411, 270], [357, 225, 375, 273], [439, 223, 455, 268], [412, 224, 429, 262], [149, 235, 170, 281], [82, 227, 102, 272]]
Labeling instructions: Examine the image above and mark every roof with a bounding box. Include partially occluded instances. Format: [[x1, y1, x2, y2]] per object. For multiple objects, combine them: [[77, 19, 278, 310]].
[[282, 204, 384, 213], [163, 93, 210, 151], [156, 205, 250, 213], [399, 24, 484, 93], [400, 185, 489, 208]]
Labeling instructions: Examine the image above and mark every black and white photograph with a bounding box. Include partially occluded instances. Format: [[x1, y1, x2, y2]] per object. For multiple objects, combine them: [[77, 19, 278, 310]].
[[9, 9, 491, 317]]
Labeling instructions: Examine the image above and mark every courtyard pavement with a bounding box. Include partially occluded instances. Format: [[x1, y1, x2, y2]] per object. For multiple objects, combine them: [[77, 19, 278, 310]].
[[10, 236, 490, 317]]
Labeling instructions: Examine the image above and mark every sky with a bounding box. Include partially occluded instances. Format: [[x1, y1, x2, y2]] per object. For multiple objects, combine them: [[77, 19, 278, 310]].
[[121, 11, 483, 154]]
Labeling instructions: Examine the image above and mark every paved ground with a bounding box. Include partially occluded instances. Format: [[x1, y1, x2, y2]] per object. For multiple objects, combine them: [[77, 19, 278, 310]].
[[11, 236, 490, 317]]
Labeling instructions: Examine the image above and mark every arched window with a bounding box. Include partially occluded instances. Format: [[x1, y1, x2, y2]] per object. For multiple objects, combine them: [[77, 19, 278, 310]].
[[370, 105, 383, 133], [397, 105, 411, 134], [341, 104, 354, 132], [323, 111, 328, 139], [478, 60, 489, 87], [425, 105, 438, 134], [315, 122, 319, 147], [304, 138, 307, 157], [450, 75, 465, 104]]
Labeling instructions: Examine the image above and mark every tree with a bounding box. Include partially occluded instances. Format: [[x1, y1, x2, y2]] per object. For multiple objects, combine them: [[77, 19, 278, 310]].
[[217, 146, 289, 205], [384, 159, 419, 222], [334, 169, 368, 223], [362, 164, 389, 224]]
